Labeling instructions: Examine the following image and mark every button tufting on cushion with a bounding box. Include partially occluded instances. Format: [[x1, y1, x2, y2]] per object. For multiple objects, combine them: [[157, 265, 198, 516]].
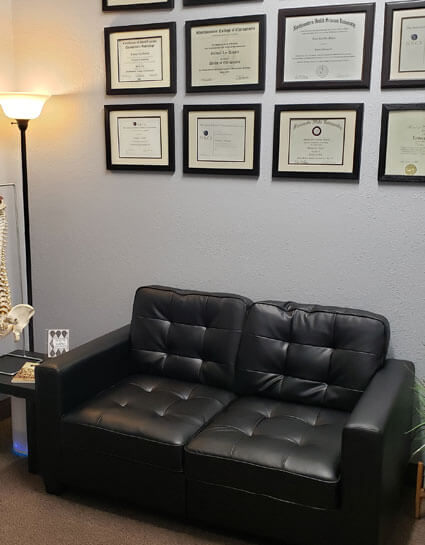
[[236, 301, 389, 411], [62, 374, 236, 471], [129, 286, 251, 389], [185, 396, 350, 509]]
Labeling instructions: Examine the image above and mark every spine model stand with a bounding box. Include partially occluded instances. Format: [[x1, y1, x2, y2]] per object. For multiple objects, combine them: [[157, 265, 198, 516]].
[[0, 196, 34, 341]]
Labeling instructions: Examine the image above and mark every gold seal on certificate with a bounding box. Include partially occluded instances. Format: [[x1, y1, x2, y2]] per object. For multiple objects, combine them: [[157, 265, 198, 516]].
[[379, 105, 425, 182], [405, 164, 417, 175], [273, 104, 363, 179], [382, 2, 425, 88], [183, 104, 261, 176], [105, 23, 176, 94], [105, 104, 175, 171], [186, 15, 266, 93], [103, 0, 173, 11], [277, 4, 375, 90]]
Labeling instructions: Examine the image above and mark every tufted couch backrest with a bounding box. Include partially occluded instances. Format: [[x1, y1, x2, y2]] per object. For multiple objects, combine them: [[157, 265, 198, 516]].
[[236, 301, 390, 411], [130, 286, 251, 390]]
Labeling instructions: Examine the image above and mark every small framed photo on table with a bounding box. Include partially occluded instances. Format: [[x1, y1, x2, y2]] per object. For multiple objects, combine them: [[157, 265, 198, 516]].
[[104, 22, 176, 95], [185, 15, 266, 93], [105, 104, 175, 172], [382, 2, 425, 88], [378, 104, 425, 182], [276, 4, 375, 90], [183, 104, 261, 176], [273, 104, 364, 180], [103, 0, 174, 10]]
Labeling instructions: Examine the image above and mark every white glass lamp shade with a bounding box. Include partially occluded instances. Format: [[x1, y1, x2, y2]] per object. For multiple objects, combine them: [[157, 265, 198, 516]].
[[0, 92, 50, 120]]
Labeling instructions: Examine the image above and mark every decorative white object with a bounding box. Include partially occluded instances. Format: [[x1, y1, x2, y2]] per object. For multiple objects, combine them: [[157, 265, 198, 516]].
[[47, 329, 70, 357], [0, 197, 35, 341]]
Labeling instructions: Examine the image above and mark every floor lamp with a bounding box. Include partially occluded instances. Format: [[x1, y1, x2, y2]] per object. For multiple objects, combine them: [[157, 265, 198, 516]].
[[0, 93, 50, 352]]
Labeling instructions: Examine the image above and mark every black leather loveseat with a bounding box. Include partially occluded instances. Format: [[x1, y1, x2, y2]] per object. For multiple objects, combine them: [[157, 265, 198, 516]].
[[36, 285, 414, 545]]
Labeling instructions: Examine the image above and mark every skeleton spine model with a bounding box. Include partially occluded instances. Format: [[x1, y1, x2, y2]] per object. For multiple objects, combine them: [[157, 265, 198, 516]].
[[0, 196, 34, 341]]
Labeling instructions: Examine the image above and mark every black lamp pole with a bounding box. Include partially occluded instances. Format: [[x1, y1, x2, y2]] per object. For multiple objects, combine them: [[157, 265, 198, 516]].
[[16, 119, 34, 352]]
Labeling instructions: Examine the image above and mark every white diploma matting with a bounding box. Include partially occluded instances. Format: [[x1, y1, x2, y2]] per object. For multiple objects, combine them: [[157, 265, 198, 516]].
[[283, 12, 366, 82], [385, 110, 425, 176], [278, 110, 357, 174], [110, 109, 169, 166], [191, 22, 259, 87], [391, 8, 425, 79], [188, 110, 255, 170], [109, 28, 170, 90], [107, 0, 167, 5]]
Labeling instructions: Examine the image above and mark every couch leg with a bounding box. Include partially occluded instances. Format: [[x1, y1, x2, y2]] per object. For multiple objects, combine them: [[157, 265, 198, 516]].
[[415, 461, 424, 519], [44, 478, 65, 495]]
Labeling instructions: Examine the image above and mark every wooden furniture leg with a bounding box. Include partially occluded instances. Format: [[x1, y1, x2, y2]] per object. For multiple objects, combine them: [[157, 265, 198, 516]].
[[416, 461, 425, 519]]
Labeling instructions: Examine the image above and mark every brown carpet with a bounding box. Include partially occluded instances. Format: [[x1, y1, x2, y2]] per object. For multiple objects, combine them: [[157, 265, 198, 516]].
[[0, 418, 424, 545]]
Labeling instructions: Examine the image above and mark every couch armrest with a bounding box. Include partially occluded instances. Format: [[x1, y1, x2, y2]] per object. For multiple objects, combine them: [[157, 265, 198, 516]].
[[35, 324, 130, 485], [341, 359, 414, 542], [36, 324, 131, 414]]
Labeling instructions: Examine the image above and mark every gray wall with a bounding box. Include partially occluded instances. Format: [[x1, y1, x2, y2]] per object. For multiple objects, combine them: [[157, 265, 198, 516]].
[[6, 0, 425, 379]]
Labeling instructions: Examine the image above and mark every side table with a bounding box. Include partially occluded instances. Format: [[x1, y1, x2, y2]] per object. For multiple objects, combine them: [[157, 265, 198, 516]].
[[0, 349, 45, 473]]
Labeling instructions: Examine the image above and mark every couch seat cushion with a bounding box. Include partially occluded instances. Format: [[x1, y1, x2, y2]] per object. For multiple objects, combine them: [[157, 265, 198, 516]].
[[185, 396, 349, 508], [61, 374, 235, 471]]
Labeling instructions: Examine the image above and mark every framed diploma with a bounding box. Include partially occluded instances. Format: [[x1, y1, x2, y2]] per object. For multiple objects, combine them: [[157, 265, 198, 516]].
[[185, 15, 266, 93], [378, 104, 425, 182], [276, 4, 375, 90], [105, 104, 175, 171], [273, 104, 363, 180], [103, 0, 173, 10], [104, 23, 176, 95], [382, 2, 425, 88], [183, 104, 261, 176]]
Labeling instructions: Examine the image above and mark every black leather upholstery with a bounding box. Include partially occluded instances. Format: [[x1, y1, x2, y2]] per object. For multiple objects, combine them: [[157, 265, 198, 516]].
[[186, 396, 348, 508], [130, 286, 251, 390], [341, 359, 414, 545], [62, 374, 236, 471], [36, 324, 131, 490], [237, 301, 389, 411], [35, 285, 414, 545]]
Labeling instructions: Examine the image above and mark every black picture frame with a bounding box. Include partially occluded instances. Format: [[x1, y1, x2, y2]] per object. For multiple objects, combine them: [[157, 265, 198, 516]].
[[104, 22, 177, 95], [276, 3, 375, 91], [382, 1, 425, 88], [378, 104, 425, 183], [185, 15, 266, 93], [183, 104, 261, 176], [103, 0, 174, 11], [272, 103, 364, 180], [105, 104, 175, 172], [183, 0, 260, 4]]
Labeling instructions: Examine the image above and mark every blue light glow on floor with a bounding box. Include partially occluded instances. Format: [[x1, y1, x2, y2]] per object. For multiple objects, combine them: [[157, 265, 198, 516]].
[[12, 441, 28, 457]]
